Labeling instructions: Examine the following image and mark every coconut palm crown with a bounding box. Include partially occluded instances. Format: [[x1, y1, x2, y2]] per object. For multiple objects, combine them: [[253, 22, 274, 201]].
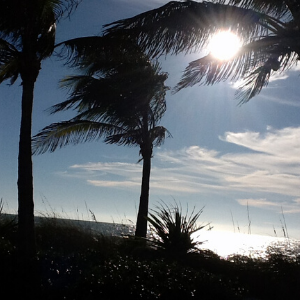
[[32, 38, 171, 237], [103, 0, 300, 103]]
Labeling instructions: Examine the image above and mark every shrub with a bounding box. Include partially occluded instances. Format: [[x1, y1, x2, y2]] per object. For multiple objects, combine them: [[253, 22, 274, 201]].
[[147, 201, 209, 258]]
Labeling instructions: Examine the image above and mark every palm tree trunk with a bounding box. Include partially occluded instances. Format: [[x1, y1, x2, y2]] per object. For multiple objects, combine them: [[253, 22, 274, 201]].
[[135, 145, 152, 238], [18, 79, 36, 259], [17, 77, 40, 298]]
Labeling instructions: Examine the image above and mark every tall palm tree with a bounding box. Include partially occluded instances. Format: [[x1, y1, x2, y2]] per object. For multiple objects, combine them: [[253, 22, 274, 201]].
[[104, 0, 299, 103], [32, 41, 170, 238], [0, 0, 80, 295]]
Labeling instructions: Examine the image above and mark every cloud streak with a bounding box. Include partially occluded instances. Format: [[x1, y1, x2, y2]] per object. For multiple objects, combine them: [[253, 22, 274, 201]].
[[63, 127, 300, 212], [237, 198, 300, 214]]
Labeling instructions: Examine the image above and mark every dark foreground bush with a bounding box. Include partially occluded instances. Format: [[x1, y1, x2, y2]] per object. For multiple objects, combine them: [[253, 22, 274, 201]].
[[147, 201, 209, 258], [1, 213, 299, 300], [40, 254, 242, 300]]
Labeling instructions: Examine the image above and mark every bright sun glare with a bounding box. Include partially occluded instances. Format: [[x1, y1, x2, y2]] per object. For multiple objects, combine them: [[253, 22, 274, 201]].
[[209, 31, 241, 61]]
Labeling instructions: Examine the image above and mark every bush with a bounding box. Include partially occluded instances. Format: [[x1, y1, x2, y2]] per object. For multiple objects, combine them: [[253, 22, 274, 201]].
[[147, 201, 209, 258]]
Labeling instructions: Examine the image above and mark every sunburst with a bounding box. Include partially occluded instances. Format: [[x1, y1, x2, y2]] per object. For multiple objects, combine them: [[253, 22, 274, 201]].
[[209, 30, 241, 61]]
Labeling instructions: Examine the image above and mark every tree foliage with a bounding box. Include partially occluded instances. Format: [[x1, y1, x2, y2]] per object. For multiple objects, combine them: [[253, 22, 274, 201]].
[[104, 0, 300, 103], [0, 1, 81, 297], [33, 38, 171, 237], [0, 0, 81, 85], [32, 37, 170, 154]]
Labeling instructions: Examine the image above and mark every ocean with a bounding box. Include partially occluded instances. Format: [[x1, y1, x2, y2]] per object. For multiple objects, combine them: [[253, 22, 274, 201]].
[[35, 216, 299, 258], [2, 214, 299, 258]]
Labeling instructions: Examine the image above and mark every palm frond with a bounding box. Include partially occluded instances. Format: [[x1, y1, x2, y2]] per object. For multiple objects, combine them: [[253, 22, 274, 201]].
[[104, 1, 275, 58], [38, 34, 169, 166], [0, 38, 20, 84], [104, 129, 143, 147], [236, 66, 271, 104], [102, 1, 299, 102], [52, 0, 81, 20], [236, 49, 297, 103], [55, 36, 107, 65], [236, 53, 291, 104], [55, 34, 148, 68], [227, 0, 291, 18], [174, 26, 300, 102], [54, 62, 169, 119], [70, 106, 139, 131], [32, 120, 119, 155], [150, 126, 172, 147], [52, 75, 129, 114], [0, 0, 81, 44]]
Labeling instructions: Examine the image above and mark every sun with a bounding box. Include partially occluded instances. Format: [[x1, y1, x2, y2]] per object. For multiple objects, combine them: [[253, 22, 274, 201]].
[[209, 31, 241, 61]]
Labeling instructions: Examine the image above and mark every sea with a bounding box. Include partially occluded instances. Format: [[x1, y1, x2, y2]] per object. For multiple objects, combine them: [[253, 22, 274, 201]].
[[36, 216, 300, 258], [2, 214, 299, 258], [194, 230, 300, 258]]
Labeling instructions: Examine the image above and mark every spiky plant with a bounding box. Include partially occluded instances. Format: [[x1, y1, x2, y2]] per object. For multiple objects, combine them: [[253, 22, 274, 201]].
[[147, 201, 209, 257]]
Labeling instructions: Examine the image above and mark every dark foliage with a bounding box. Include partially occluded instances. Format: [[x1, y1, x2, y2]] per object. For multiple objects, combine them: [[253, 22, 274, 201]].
[[147, 202, 209, 258], [1, 214, 299, 300], [103, 0, 300, 103]]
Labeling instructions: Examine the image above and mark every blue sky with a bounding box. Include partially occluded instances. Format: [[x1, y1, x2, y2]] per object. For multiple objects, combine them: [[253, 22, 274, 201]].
[[0, 0, 299, 241]]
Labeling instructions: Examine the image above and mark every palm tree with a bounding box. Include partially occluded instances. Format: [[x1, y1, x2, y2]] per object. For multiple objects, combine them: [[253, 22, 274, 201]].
[[32, 41, 170, 238], [0, 0, 80, 295], [103, 0, 299, 103]]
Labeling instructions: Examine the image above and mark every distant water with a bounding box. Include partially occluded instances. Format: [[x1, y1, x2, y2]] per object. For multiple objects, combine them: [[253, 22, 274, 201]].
[[57, 218, 299, 258], [195, 230, 300, 258], [3, 214, 299, 258], [35, 216, 136, 237], [1, 214, 135, 237]]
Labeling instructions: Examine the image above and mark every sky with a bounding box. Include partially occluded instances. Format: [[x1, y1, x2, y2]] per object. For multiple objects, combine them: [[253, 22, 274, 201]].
[[0, 0, 300, 244]]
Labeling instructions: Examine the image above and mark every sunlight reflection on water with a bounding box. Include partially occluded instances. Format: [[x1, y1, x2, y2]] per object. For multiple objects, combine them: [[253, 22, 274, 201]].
[[88, 221, 299, 258], [194, 230, 298, 258], [31, 215, 299, 258]]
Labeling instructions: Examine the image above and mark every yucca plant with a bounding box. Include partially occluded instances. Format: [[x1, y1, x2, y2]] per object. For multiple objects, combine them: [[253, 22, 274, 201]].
[[147, 201, 209, 257]]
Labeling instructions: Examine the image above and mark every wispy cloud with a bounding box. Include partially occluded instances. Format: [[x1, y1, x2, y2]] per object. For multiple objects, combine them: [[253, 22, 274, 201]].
[[257, 94, 300, 107], [156, 129, 300, 198], [268, 71, 289, 82], [237, 198, 280, 208], [62, 127, 300, 212], [87, 180, 140, 188], [237, 198, 300, 214]]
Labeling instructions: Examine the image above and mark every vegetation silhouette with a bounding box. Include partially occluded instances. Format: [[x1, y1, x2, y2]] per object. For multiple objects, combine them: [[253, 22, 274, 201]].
[[147, 201, 209, 258], [0, 0, 81, 297], [2, 0, 299, 297], [1, 204, 299, 300], [104, 0, 300, 104], [32, 37, 171, 238]]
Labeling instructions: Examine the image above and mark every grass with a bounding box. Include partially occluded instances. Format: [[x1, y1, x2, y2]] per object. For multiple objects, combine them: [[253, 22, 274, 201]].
[[0, 205, 299, 300]]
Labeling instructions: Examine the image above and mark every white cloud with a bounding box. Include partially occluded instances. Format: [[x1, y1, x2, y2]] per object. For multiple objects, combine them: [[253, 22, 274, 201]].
[[62, 127, 300, 211], [237, 198, 280, 208], [71, 162, 141, 173], [222, 127, 300, 158], [237, 198, 300, 214], [268, 71, 289, 82], [258, 94, 300, 107], [87, 180, 140, 188]]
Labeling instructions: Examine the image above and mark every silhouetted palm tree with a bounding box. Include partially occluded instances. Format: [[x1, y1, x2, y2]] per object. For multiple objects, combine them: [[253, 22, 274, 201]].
[[104, 0, 299, 103], [0, 0, 80, 296], [32, 41, 170, 238]]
